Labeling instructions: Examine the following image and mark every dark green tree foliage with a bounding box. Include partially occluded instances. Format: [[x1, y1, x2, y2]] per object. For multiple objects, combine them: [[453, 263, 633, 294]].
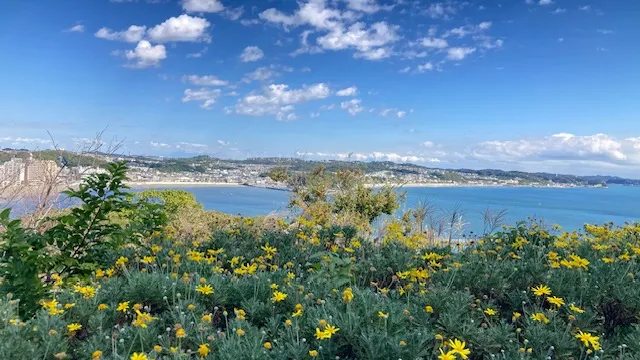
[[138, 189, 203, 218], [0, 162, 166, 315]]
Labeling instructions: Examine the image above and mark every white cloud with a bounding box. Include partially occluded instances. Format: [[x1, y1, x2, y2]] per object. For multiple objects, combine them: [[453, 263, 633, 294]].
[[182, 0, 224, 13], [379, 108, 406, 117], [470, 133, 640, 165], [345, 0, 388, 14], [421, 37, 448, 49], [182, 88, 222, 109], [150, 141, 171, 148], [336, 86, 358, 96], [597, 29, 615, 35], [67, 24, 85, 33], [579, 5, 591, 11], [95, 25, 147, 42], [445, 22, 491, 38], [551, 8, 566, 14], [353, 47, 393, 60], [317, 21, 399, 59], [242, 66, 280, 82], [0, 137, 50, 145], [147, 15, 211, 43], [422, 141, 434, 148], [234, 83, 331, 120], [261, 0, 399, 60], [96, 15, 210, 44], [341, 99, 364, 115], [177, 142, 207, 149], [539, 0, 553, 5], [260, 0, 351, 31], [182, 75, 229, 86], [186, 47, 208, 58], [371, 152, 425, 163], [295, 151, 431, 163], [423, 2, 457, 19], [417, 62, 434, 72], [217, 140, 229, 146], [447, 47, 476, 60], [240, 46, 264, 62], [224, 6, 244, 20], [125, 40, 167, 68]]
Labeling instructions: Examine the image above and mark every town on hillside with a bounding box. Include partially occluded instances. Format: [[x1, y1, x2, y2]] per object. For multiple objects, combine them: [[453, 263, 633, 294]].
[[1, 149, 636, 189]]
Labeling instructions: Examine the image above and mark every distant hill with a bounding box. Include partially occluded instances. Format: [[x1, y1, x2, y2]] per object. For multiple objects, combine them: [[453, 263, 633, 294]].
[[4, 150, 638, 187], [114, 154, 640, 187], [0, 149, 110, 168]]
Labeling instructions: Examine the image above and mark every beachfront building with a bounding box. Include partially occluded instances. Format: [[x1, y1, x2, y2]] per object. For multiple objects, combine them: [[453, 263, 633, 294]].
[[0, 158, 26, 186], [25, 159, 60, 185]]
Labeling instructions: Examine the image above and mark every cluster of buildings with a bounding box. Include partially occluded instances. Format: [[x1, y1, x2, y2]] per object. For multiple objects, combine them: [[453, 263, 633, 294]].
[[126, 163, 283, 188], [0, 156, 61, 186]]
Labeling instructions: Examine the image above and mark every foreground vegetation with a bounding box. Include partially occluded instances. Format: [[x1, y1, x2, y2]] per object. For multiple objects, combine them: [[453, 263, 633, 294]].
[[1, 163, 640, 359]]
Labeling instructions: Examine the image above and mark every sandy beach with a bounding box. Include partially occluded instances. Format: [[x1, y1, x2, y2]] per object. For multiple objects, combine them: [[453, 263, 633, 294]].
[[126, 181, 243, 188]]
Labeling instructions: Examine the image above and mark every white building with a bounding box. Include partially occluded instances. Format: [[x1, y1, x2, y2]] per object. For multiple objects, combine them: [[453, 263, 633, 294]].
[[0, 158, 26, 186]]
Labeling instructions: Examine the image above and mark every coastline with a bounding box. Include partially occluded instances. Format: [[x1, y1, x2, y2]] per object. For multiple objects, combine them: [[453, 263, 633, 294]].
[[126, 181, 243, 188], [367, 182, 591, 189]]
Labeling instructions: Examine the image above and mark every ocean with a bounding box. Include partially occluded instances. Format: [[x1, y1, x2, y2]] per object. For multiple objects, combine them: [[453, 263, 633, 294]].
[[131, 185, 640, 235]]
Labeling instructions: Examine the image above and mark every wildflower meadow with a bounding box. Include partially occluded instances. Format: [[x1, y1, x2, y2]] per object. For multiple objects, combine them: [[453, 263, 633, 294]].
[[1, 163, 640, 359]]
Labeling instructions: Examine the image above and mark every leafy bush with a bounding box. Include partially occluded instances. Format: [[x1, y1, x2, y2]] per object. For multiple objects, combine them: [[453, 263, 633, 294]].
[[0, 161, 166, 315]]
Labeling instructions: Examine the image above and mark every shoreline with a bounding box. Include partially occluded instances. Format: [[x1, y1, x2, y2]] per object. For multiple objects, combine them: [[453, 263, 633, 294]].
[[126, 181, 243, 188], [367, 182, 596, 189]]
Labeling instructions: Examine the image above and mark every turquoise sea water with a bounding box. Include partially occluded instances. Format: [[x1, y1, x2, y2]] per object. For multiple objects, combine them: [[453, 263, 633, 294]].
[[133, 185, 640, 235]]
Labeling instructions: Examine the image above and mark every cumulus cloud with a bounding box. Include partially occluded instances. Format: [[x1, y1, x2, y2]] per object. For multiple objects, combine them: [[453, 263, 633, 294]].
[[95, 15, 210, 44], [317, 21, 399, 59], [447, 47, 476, 60], [95, 25, 147, 42], [147, 15, 211, 43], [181, 0, 224, 13], [125, 40, 167, 68], [234, 83, 331, 120], [242, 66, 280, 82], [336, 86, 358, 96], [260, 0, 399, 60], [341, 99, 364, 115], [539, 0, 553, 5], [182, 88, 222, 109], [240, 46, 264, 62], [182, 75, 228, 86], [470, 133, 640, 165]]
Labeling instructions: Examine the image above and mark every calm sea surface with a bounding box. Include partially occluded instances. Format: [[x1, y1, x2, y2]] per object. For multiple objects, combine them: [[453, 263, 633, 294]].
[[132, 185, 640, 235]]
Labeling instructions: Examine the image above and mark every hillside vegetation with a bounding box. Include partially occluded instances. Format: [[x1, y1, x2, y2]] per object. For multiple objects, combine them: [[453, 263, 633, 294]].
[[1, 163, 640, 360]]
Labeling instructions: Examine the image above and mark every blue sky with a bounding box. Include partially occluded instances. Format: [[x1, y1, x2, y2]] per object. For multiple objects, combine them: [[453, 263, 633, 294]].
[[1, 0, 639, 176]]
